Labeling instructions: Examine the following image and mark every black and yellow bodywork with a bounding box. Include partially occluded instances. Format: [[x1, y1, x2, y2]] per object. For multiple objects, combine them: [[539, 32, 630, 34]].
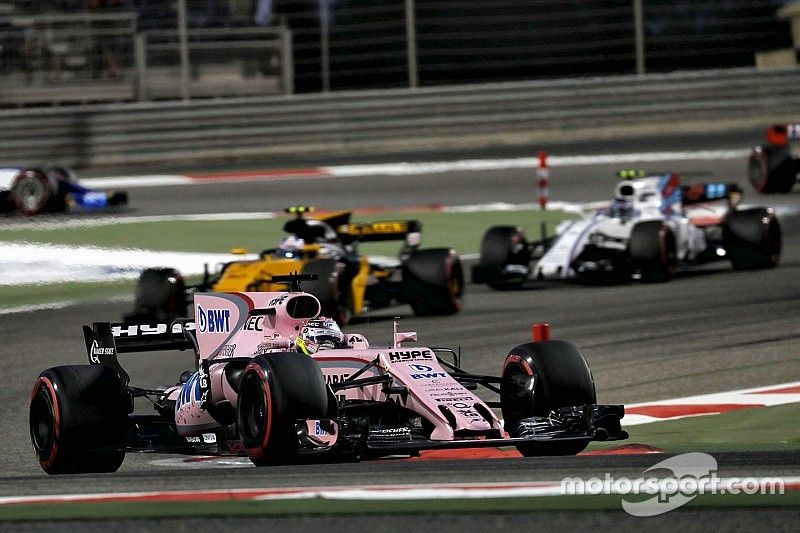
[[127, 207, 464, 325]]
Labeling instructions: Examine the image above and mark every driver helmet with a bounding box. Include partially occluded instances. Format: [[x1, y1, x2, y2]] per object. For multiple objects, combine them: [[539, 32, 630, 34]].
[[610, 182, 635, 218], [277, 235, 305, 258], [295, 317, 345, 354], [609, 197, 634, 218]]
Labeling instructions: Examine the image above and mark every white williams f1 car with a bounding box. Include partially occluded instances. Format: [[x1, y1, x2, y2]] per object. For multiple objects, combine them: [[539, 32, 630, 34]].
[[473, 172, 781, 287]]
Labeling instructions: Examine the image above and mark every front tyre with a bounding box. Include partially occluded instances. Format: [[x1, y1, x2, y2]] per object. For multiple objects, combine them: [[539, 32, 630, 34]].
[[473, 226, 530, 289], [723, 208, 782, 270], [29, 365, 128, 474], [501, 341, 596, 456], [629, 221, 677, 283], [125, 267, 187, 323], [237, 353, 329, 466], [748, 146, 796, 194], [403, 248, 464, 316]]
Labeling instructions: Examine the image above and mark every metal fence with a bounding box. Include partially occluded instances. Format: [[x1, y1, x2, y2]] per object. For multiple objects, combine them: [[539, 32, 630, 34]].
[[0, 1, 794, 105], [0, 5, 294, 106]]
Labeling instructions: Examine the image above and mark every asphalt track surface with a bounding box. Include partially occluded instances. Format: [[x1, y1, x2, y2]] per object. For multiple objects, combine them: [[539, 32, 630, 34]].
[[1, 133, 799, 528]]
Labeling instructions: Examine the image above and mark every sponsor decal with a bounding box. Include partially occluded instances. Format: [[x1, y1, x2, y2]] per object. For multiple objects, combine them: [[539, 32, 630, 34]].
[[368, 426, 412, 440], [112, 322, 195, 337], [255, 343, 272, 355], [89, 340, 114, 364], [268, 295, 288, 306], [244, 315, 264, 331], [314, 421, 332, 436], [389, 349, 433, 362], [409, 364, 433, 372], [201, 433, 217, 444], [325, 373, 351, 385], [197, 362, 210, 407], [197, 305, 231, 334], [219, 344, 236, 358], [410, 371, 448, 380], [185, 436, 201, 444], [448, 401, 483, 421]]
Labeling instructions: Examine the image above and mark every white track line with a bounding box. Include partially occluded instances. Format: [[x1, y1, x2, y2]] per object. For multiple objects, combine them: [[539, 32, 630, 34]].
[[1, 477, 798, 506], [79, 149, 750, 189], [624, 381, 800, 425]]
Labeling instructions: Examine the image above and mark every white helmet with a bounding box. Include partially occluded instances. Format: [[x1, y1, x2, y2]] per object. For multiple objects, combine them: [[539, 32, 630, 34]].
[[296, 317, 345, 354], [278, 236, 305, 258]]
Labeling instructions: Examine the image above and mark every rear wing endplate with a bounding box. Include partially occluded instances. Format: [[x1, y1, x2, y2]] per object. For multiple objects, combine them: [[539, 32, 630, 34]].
[[83, 321, 196, 385]]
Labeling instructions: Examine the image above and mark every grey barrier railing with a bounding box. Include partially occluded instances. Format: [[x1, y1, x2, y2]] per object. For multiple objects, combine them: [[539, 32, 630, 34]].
[[0, 67, 798, 169]]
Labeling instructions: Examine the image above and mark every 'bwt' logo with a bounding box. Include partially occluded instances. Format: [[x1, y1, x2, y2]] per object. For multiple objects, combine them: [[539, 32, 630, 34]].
[[197, 305, 231, 333]]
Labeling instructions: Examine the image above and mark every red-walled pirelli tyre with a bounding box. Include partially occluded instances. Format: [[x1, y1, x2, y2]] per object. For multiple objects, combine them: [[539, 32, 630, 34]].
[[237, 353, 329, 466], [723, 208, 782, 270], [29, 365, 128, 474], [629, 221, 677, 283], [402, 248, 464, 316], [474, 226, 530, 289], [501, 341, 596, 456], [126, 267, 187, 323], [748, 146, 796, 194], [11, 170, 53, 215]]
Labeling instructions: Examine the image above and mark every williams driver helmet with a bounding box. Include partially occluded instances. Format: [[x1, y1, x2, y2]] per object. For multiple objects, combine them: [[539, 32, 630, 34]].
[[295, 317, 345, 354]]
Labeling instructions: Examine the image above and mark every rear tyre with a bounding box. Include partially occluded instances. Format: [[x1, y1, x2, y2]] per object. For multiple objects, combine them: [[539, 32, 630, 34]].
[[629, 221, 677, 283], [403, 248, 464, 316], [11, 170, 52, 216], [748, 146, 796, 194], [237, 353, 329, 466], [301, 259, 349, 324], [473, 226, 530, 289], [126, 267, 187, 323], [723, 208, 782, 270], [45, 167, 74, 212], [501, 341, 596, 456], [29, 365, 128, 474]]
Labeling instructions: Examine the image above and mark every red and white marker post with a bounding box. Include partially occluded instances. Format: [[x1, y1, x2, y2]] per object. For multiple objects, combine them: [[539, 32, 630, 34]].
[[537, 150, 549, 210]]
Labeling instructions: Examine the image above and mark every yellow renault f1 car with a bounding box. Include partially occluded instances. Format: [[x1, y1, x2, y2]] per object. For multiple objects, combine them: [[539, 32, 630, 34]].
[[126, 207, 464, 325]]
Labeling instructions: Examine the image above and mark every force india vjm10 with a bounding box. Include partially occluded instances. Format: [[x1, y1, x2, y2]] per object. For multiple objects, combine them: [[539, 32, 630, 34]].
[[29, 275, 625, 473], [0, 166, 127, 216], [472, 171, 781, 288]]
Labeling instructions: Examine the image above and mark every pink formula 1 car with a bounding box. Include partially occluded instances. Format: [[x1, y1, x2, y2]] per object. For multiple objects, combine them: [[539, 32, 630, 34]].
[[29, 275, 625, 473]]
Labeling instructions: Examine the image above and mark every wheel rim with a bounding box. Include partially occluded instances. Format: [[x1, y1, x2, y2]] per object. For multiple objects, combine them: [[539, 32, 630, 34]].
[[17, 177, 47, 211]]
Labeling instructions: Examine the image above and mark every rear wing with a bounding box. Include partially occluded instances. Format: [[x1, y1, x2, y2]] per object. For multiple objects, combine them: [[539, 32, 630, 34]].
[[82, 321, 196, 385], [336, 219, 422, 245]]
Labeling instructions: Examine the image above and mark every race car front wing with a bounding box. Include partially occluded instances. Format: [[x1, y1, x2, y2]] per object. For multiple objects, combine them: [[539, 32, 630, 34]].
[[341, 404, 626, 455]]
